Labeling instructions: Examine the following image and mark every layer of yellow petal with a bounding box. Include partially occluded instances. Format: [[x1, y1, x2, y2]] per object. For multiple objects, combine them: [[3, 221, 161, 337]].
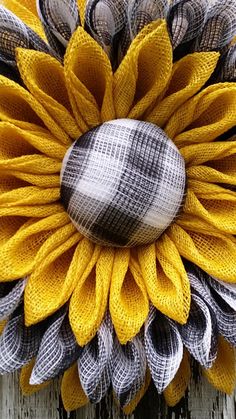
[[0, 122, 66, 161], [0, 170, 60, 188], [114, 20, 172, 120], [16, 49, 81, 140], [0, 319, 7, 335], [20, 359, 50, 396], [0, 212, 70, 281], [182, 189, 236, 235], [24, 225, 82, 325], [109, 249, 149, 344], [138, 234, 190, 324], [0, 186, 59, 207], [147, 51, 219, 127], [164, 351, 191, 407], [64, 26, 114, 129], [203, 337, 236, 394], [0, 203, 63, 218], [169, 224, 236, 282], [0, 76, 70, 144], [122, 371, 151, 415], [165, 83, 236, 146], [61, 363, 88, 412], [69, 244, 114, 346]]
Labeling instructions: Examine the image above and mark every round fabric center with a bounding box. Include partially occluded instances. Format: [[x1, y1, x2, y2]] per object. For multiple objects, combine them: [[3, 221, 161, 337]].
[[60, 119, 186, 247]]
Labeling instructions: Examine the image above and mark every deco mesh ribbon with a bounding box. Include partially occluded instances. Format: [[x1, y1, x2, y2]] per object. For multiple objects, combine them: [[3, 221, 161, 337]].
[[0, 0, 236, 414]]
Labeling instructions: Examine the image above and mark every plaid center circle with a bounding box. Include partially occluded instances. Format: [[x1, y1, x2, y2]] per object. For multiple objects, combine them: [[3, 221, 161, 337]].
[[60, 119, 186, 247]]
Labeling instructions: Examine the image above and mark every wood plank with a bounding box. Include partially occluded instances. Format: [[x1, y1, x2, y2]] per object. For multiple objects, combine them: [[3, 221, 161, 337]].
[[0, 372, 235, 418]]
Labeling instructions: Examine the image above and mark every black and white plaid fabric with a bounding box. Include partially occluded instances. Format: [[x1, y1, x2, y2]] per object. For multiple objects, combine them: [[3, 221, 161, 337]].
[[30, 306, 81, 385], [144, 307, 183, 393], [78, 315, 113, 404], [37, 0, 80, 57], [0, 6, 54, 67], [0, 280, 26, 321], [214, 44, 236, 82], [111, 334, 146, 408], [0, 305, 44, 374], [60, 119, 186, 247]]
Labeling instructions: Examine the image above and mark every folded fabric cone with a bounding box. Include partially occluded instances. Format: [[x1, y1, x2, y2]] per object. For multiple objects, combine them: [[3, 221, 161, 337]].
[[0, 0, 236, 414]]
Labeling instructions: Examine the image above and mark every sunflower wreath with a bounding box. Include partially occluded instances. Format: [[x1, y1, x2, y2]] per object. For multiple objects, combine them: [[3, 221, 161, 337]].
[[0, 0, 236, 414]]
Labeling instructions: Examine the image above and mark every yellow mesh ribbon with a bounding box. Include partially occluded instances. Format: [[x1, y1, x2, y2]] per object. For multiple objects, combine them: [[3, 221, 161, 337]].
[[182, 188, 236, 235], [138, 234, 190, 324], [61, 363, 88, 411], [169, 223, 236, 282], [164, 351, 191, 407], [203, 337, 236, 394], [0, 76, 70, 144], [69, 245, 114, 346], [165, 83, 236, 146], [0, 319, 7, 335], [0, 122, 67, 161], [77, 0, 86, 26], [64, 26, 115, 129], [0, 203, 62, 219], [122, 371, 151, 415], [20, 359, 50, 396], [147, 51, 219, 127], [0, 0, 46, 39], [114, 20, 172, 120], [16, 49, 81, 140], [24, 227, 83, 326], [180, 141, 236, 167], [0, 212, 70, 281], [109, 249, 149, 344]]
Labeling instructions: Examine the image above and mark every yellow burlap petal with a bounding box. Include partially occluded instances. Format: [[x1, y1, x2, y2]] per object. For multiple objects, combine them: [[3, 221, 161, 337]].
[[0, 0, 46, 39], [0, 186, 59, 206], [165, 83, 236, 146], [169, 224, 236, 283], [61, 363, 88, 411], [203, 337, 236, 394], [0, 215, 27, 246], [24, 227, 82, 326], [180, 141, 236, 167], [20, 359, 50, 396], [0, 170, 60, 188], [77, 0, 86, 25], [0, 319, 7, 335], [64, 27, 114, 128], [114, 20, 172, 120], [0, 76, 70, 144], [147, 51, 219, 127], [138, 235, 190, 325], [0, 212, 70, 281], [17, 49, 81, 140], [0, 121, 66, 160], [187, 165, 236, 186], [0, 154, 61, 173], [122, 371, 151, 415], [0, 203, 63, 218], [109, 249, 149, 344], [164, 351, 191, 407], [188, 179, 236, 201], [70, 245, 114, 346], [182, 189, 236, 235]]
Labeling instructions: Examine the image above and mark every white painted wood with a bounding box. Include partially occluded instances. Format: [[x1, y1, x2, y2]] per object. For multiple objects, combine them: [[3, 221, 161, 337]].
[[0, 372, 235, 418]]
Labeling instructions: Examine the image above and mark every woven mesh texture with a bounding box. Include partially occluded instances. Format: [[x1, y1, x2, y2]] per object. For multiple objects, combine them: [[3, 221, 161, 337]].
[[60, 119, 186, 247]]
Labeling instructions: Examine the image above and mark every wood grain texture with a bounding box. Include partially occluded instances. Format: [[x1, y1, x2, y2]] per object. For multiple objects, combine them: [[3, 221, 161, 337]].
[[0, 371, 235, 418]]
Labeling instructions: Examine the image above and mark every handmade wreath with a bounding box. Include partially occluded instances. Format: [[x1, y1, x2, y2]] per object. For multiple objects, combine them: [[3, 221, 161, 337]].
[[0, 0, 235, 413]]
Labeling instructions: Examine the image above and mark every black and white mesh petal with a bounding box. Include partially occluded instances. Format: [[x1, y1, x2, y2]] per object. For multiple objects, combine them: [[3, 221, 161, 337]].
[[60, 119, 186, 247], [0, 279, 26, 321], [178, 291, 218, 368], [144, 307, 183, 393], [168, 0, 210, 49], [120, 0, 169, 57], [0, 305, 44, 374], [0, 6, 54, 67], [37, 0, 80, 56], [30, 306, 81, 385], [78, 316, 113, 404], [111, 334, 146, 408]]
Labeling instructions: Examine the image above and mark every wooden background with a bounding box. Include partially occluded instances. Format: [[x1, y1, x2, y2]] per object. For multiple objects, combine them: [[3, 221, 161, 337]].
[[0, 369, 235, 418]]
